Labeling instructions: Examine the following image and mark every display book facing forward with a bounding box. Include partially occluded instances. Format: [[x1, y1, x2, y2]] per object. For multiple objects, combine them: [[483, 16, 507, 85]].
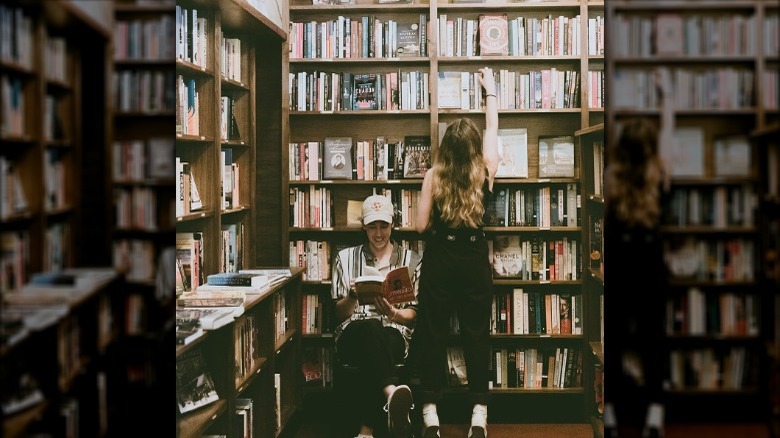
[[353, 265, 415, 305]]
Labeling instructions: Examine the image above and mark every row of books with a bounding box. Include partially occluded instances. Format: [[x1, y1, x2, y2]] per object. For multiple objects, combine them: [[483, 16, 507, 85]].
[[113, 138, 175, 182], [176, 157, 204, 217], [490, 346, 582, 389], [487, 184, 580, 228], [666, 288, 760, 337], [668, 347, 752, 390], [664, 238, 755, 282], [490, 289, 582, 336], [175, 5, 208, 68], [437, 13, 590, 57], [612, 67, 754, 110], [0, 157, 27, 220], [114, 15, 175, 60], [290, 14, 428, 59], [439, 69, 581, 110], [490, 235, 581, 281], [290, 70, 429, 112], [613, 13, 761, 58], [663, 185, 757, 228], [114, 69, 176, 114], [291, 135, 431, 181], [113, 239, 156, 283], [0, 5, 33, 68]]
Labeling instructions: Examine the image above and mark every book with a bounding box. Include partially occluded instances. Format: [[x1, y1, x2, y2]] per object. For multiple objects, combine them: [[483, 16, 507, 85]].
[[347, 199, 363, 226], [178, 307, 236, 331], [491, 235, 526, 278], [655, 13, 683, 56], [438, 72, 462, 109], [496, 128, 528, 178], [176, 309, 205, 344], [177, 289, 245, 307], [669, 126, 705, 177], [402, 135, 431, 178], [446, 346, 468, 386], [478, 13, 509, 56], [354, 265, 415, 305], [322, 137, 353, 180], [206, 272, 269, 288], [538, 135, 575, 177], [396, 22, 421, 57], [353, 73, 378, 110], [176, 349, 219, 413], [589, 217, 603, 270], [714, 135, 751, 177]]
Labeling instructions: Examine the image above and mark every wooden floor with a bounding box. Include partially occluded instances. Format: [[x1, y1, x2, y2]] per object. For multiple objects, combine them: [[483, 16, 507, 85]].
[[618, 423, 772, 438], [290, 421, 773, 438], [290, 422, 594, 438]]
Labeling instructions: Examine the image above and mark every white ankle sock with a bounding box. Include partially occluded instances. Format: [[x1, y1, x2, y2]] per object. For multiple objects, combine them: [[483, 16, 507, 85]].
[[471, 404, 487, 427], [422, 403, 439, 427], [645, 403, 664, 428], [604, 403, 617, 427]]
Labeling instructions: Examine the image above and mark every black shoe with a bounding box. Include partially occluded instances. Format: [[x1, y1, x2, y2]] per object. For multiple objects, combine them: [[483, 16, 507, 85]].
[[642, 425, 664, 438]]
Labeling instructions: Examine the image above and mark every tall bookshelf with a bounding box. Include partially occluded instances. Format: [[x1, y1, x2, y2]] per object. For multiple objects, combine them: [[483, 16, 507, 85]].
[[286, 0, 605, 425], [576, 122, 604, 436], [606, 0, 777, 423], [0, 0, 111, 285], [110, 0, 176, 433], [174, 0, 293, 436], [175, 268, 304, 438]]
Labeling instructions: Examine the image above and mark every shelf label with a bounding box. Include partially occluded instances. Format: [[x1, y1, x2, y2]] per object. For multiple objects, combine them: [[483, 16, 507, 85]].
[[538, 178, 550, 183], [387, 180, 400, 183], [540, 334, 551, 338], [319, 110, 334, 114], [469, 109, 481, 113], [539, 280, 551, 284], [321, 227, 333, 231], [538, 227, 550, 231], [200, 136, 206, 140], [388, 57, 400, 61], [469, 56, 483, 60]]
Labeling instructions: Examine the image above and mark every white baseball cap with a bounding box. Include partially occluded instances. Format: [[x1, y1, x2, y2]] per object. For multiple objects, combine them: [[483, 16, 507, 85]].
[[362, 195, 394, 224]]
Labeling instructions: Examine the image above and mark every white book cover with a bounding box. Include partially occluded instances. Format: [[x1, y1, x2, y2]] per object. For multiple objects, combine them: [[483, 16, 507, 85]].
[[670, 127, 705, 177], [713, 135, 751, 177], [496, 128, 529, 178]]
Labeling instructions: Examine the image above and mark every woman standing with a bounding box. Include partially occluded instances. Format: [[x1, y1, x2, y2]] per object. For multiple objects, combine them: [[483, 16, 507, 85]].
[[414, 66, 498, 438]]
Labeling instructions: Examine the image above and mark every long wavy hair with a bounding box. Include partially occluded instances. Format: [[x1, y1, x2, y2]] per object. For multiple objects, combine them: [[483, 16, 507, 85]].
[[432, 118, 487, 228], [605, 118, 663, 229]]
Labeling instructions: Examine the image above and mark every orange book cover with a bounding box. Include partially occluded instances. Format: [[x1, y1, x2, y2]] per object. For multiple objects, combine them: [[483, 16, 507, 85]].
[[354, 265, 415, 305]]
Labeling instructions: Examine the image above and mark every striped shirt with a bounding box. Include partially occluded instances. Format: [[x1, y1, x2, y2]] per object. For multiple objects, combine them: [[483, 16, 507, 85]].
[[331, 242, 422, 357]]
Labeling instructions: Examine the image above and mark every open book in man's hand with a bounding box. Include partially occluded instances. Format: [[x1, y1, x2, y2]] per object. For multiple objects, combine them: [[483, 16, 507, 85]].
[[354, 265, 415, 305]]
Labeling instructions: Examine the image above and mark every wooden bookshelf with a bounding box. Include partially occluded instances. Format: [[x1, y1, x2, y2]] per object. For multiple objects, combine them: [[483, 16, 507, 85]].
[[174, 0, 291, 436], [286, 0, 605, 425], [175, 267, 303, 438], [576, 122, 604, 433], [606, 0, 777, 423], [1, 269, 123, 438], [109, 0, 176, 434]]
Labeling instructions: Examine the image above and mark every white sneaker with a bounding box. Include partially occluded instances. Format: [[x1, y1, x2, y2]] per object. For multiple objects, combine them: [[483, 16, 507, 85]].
[[468, 404, 487, 438], [354, 435, 373, 438], [421, 403, 440, 438], [386, 385, 413, 438]]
